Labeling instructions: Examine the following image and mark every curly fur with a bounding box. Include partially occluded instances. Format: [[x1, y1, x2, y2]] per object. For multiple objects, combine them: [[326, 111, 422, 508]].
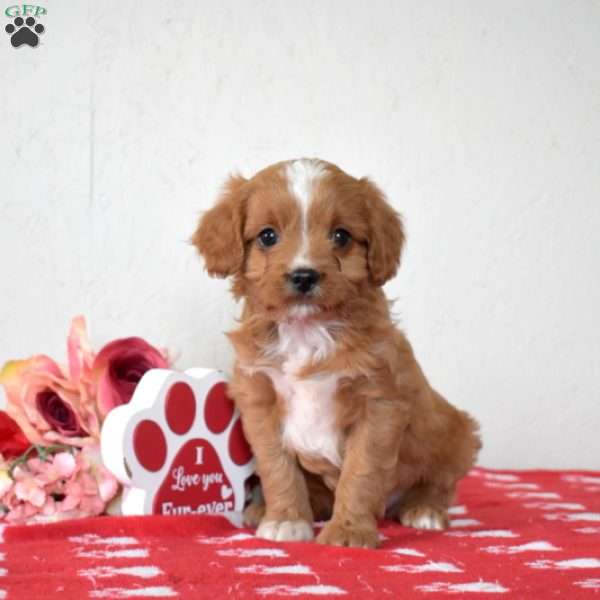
[[192, 158, 481, 548]]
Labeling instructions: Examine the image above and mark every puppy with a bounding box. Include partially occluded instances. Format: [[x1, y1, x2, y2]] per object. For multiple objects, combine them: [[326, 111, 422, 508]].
[[192, 158, 480, 548]]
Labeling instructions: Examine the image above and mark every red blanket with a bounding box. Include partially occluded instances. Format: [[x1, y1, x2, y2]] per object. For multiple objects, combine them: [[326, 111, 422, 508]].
[[1, 468, 599, 599]]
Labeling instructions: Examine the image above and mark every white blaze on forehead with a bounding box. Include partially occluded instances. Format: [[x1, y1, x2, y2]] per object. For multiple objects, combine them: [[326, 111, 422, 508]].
[[285, 159, 327, 268]]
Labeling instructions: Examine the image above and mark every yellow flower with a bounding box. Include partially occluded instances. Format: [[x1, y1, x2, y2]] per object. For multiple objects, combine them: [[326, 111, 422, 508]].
[[0, 468, 13, 498]]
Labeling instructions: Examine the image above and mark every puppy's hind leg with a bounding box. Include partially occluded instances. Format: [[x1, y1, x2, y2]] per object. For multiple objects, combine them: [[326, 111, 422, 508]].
[[397, 392, 481, 531], [395, 481, 454, 531], [304, 470, 335, 522]]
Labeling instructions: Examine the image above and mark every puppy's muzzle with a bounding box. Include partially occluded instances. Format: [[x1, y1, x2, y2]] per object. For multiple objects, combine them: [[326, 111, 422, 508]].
[[287, 268, 320, 295]]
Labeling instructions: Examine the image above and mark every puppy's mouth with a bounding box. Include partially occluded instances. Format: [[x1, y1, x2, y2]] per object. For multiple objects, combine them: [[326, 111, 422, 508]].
[[286, 302, 322, 320], [264, 297, 342, 323]]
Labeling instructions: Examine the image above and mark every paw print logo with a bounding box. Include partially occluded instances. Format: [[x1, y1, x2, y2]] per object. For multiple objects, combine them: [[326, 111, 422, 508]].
[[5, 16, 45, 48], [101, 368, 255, 518]]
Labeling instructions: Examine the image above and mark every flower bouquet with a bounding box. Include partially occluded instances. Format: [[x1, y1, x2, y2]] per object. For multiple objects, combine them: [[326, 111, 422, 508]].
[[0, 316, 170, 524]]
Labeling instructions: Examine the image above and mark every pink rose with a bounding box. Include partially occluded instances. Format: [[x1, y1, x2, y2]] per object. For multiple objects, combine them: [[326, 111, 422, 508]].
[[0, 316, 102, 446], [64, 315, 101, 434], [92, 337, 169, 417], [67, 315, 95, 386], [0, 355, 98, 447]]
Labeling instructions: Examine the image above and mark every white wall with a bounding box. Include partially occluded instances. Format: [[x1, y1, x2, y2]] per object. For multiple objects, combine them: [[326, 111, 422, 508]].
[[1, 0, 599, 469]]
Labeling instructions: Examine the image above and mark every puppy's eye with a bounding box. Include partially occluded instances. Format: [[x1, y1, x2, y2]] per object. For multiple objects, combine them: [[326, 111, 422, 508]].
[[258, 228, 279, 248], [331, 228, 351, 248]]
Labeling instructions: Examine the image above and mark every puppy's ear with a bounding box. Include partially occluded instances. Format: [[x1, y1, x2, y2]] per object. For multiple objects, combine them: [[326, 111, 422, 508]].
[[191, 175, 248, 278], [362, 178, 405, 286]]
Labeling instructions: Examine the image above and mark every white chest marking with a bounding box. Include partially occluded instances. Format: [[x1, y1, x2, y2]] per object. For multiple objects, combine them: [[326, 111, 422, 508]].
[[261, 319, 341, 467]]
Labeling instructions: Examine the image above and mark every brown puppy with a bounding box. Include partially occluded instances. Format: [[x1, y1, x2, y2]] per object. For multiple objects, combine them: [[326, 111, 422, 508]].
[[192, 158, 480, 548]]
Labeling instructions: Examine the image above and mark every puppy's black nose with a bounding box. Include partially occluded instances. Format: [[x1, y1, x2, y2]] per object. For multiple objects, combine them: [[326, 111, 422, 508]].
[[289, 268, 320, 294]]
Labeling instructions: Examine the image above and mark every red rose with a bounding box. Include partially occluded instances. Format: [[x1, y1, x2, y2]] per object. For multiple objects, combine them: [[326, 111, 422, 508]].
[[36, 390, 87, 438], [0, 410, 30, 459], [92, 337, 169, 417]]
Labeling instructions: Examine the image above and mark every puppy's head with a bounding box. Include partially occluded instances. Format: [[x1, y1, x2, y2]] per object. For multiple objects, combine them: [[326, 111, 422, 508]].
[[192, 159, 404, 318]]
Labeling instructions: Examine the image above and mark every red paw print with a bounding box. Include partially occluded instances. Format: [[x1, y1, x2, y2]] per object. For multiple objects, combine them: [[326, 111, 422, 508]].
[[101, 369, 255, 517]]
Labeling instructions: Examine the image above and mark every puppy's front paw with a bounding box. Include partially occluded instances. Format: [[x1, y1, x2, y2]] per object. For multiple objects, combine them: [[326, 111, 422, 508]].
[[316, 519, 379, 548], [256, 519, 314, 542], [400, 506, 448, 530]]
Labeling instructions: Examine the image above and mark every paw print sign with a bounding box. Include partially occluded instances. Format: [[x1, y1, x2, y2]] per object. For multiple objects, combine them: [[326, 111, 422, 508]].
[[101, 368, 255, 519]]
